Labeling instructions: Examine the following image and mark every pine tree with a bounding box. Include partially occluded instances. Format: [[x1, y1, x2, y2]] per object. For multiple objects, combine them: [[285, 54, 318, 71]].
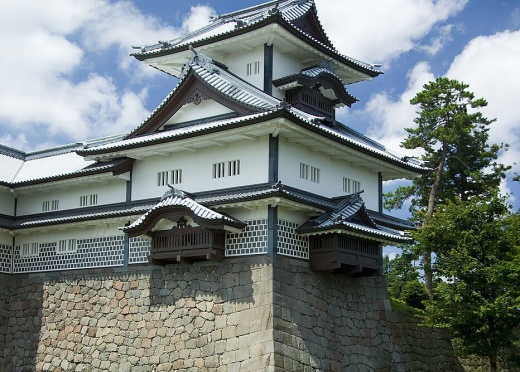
[[384, 77, 510, 294]]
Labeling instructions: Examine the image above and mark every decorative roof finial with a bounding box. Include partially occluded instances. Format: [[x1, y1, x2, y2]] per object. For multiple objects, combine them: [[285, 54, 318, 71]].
[[277, 98, 292, 110], [162, 185, 186, 200], [268, 3, 280, 15]]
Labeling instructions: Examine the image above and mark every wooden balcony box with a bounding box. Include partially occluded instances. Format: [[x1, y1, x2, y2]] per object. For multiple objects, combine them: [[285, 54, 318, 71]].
[[309, 234, 382, 275], [149, 227, 226, 265]]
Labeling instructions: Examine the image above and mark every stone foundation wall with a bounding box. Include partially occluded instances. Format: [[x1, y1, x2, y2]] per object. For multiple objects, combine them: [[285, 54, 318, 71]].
[[1, 256, 511, 371], [0, 273, 9, 366], [1, 257, 274, 372], [271, 256, 463, 372]]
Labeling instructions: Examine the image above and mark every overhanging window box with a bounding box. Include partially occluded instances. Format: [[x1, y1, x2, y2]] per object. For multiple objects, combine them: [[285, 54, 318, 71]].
[[149, 227, 226, 264], [308, 234, 381, 275]]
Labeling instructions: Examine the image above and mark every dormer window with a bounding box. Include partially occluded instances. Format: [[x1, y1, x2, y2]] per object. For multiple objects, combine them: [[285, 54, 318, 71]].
[[286, 88, 334, 119]]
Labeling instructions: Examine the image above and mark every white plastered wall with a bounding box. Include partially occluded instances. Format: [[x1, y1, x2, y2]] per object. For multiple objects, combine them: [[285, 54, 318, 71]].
[[220, 206, 268, 222], [272, 46, 304, 100], [16, 180, 127, 216], [278, 207, 313, 226], [278, 140, 379, 210], [0, 231, 12, 245], [0, 190, 15, 216], [14, 222, 124, 246], [166, 100, 234, 125], [132, 136, 270, 200], [223, 46, 264, 90]]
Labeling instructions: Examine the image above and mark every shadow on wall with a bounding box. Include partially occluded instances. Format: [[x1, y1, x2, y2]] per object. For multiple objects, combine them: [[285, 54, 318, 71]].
[[1, 272, 44, 372], [148, 258, 256, 308], [0, 257, 259, 371], [271, 255, 465, 371]]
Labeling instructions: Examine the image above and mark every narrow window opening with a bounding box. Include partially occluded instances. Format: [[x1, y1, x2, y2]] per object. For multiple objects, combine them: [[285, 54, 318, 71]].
[[343, 177, 361, 193], [21, 243, 39, 257], [300, 163, 319, 183], [170, 169, 182, 184], [246, 61, 260, 76]]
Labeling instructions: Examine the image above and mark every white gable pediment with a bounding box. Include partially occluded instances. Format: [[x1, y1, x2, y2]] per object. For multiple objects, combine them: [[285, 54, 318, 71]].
[[163, 98, 234, 128]]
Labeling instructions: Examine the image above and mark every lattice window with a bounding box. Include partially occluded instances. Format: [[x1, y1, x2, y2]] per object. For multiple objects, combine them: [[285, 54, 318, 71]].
[[228, 160, 240, 176], [57, 239, 77, 254], [277, 219, 309, 259], [343, 177, 361, 194], [80, 196, 88, 207], [170, 169, 182, 184], [213, 162, 225, 178], [157, 169, 182, 186], [157, 171, 169, 186], [80, 194, 98, 207], [300, 163, 319, 183], [21, 243, 39, 257], [42, 201, 50, 211], [246, 61, 260, 76], [213, 160, 239, 178]]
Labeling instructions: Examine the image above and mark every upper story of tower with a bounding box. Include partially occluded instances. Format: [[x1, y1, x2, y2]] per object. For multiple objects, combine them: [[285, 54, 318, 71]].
[[131, 0, 382, 121]]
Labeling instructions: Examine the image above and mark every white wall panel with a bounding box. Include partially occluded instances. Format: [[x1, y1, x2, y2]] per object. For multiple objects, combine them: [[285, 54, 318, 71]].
[[17, 180, 127, 216], [224, 46, 264, 90], [0, 191, 15, 216], [132, 136, 270, 200], [279, 140, 379, 210], [167, 100, 233, 125]]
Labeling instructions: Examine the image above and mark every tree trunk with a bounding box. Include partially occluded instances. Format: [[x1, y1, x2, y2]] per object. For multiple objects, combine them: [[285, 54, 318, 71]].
[[424, 142, 447, 296], [489, 317, 498, 372]]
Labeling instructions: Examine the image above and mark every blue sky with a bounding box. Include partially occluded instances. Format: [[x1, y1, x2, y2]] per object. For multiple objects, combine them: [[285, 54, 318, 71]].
[[1, 0, 519, 256]]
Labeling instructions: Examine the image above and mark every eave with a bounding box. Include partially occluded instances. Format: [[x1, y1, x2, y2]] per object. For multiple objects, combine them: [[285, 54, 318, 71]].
[[7, 158, 134, 195], [273, 71, 358, 107], [6, 199, 158, 234], [77, 110, 426, 179], [132, 14, 381, 84], [297, 223, 410, 246]]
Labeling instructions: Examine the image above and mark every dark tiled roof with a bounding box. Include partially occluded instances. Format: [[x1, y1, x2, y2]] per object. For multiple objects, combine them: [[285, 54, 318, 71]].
[[3, 184, 412, 245], [296, 192, 411, 243], [194, 182, 333, 210], [132, 0, 381, 78], [8, 199, 158, 230], [123, 187, 246, 233]]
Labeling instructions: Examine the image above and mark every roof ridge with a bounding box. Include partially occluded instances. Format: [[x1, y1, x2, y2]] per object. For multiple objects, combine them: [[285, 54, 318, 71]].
[[217, 0, 295, 20], [0, 144, 26, 159]]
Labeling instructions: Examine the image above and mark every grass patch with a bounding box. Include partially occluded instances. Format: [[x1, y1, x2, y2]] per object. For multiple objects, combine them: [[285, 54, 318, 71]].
[[390, 298, 424, 315]]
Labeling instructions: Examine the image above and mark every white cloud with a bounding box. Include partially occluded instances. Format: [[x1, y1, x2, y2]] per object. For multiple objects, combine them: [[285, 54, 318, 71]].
[[315, 0, 467, 65], [349, 29, 520, 204], [446, 29, 520, 189], [359, 62, 435, 156], [447, 30, 520, 147], [182, 5, 216, 34], [0, 133, 29, 151], [419, 24, 457, 56], [0, 1, 215, 151]]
